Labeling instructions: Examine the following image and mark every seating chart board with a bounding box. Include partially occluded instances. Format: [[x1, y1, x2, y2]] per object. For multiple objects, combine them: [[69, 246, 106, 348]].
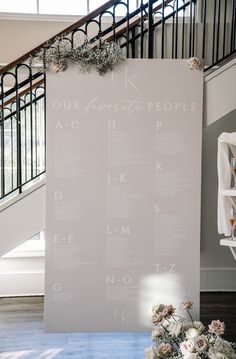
[[44, 60, 203, 332]]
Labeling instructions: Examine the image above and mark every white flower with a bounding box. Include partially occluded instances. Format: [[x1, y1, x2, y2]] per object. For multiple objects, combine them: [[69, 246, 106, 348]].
[[34, 38, 123, 75], [180, 340, 195, 354], [208, 337, 236, 359], [184, 322, 193, 330], [168, 321, 183, 337], [185, 328, 200, 340], [151, 327, 164, 341], [208, 351, 229, 359], [183, 354, 200, 359], [49, 61, 66, 73], [145, 347, 154, 359], [193, 321, 205, 333]]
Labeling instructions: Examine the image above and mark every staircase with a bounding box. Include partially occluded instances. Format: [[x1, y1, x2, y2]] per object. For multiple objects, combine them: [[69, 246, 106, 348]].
[[0, 0, 236, 258]]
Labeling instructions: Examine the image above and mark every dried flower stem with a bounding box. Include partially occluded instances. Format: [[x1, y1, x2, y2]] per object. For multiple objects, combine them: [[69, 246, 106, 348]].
[[187, 309, 194, 326]]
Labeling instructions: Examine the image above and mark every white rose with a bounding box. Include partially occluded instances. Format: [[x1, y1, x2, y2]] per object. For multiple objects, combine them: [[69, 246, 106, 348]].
[[208, 338, 236, 359], [193, 321, 205, 333], [151, 327, 164, 341], [145, 347, 154, 359], [49, 61, 66, 73], [208, 352, 228, 359], [168, 321, 182, 337], [184, 322, 192, 330], [184, 354, 200, 359], [180, 340, 195, 354], [185, 328, 200, 339]]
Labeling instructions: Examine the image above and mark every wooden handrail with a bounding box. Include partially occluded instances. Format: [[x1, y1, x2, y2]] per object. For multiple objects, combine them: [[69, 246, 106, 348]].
[[0, 0, 119, 75], [0, 79, 44, 110]]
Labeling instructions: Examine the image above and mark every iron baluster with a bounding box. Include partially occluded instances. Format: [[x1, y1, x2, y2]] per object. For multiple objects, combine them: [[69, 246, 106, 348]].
[[230, 0, 235, 52], [126, 0, 130, 58], [212, 0, 217, 64], [233, 0, 236, 51], [34, 101, 38, 176], [161, 0, 165, 58], [15, 84, 22, 194], [216, 0, 222, 62], [222, 0, 228, 58], [189, 0, 193, 57], [0, 88, 4, 198], [202, 0, 207, 59], [172, 4, 175, 58], [140, 0, 144, 58], [131, 27, 136, 57], [175, 0, 179, 59], [24, 106, 27, 183], [192, 0, 196, 56], [10, 115, 14, 191], [148, 0, 154, 58], [43, 74, 46, 173]]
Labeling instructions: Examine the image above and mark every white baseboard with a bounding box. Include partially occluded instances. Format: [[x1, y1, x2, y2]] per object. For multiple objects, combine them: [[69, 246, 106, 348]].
[[0, 267, 235, 297], [200, 267, 236, 291], [0, 271, 44, 297]]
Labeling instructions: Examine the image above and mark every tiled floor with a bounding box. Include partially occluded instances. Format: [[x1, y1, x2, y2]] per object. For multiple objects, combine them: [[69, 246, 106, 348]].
[[0, 297, 150, 359]]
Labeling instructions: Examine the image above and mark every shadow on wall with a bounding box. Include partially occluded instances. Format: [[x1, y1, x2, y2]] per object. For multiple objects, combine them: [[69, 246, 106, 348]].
[[201, 109, 236, 270]]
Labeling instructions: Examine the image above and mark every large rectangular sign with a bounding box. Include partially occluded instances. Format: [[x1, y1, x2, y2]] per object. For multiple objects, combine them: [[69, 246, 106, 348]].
[[44, 60, 203, 332]]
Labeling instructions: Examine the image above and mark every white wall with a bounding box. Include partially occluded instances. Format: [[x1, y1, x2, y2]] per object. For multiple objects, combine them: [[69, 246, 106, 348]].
[[200, 58, 236, 291], [0, 16, 115, 64], [204, 59, 236, 127], [0, 180, 46, 257], [0, 256, 44, 296], [0, 13, 229, 66], [201, 108, 236, 291], [0, 18, 74, 64]]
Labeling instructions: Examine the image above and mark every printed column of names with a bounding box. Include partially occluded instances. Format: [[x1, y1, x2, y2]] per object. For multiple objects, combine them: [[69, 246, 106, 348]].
[[105, 120, 146, 304], [155, 122, 189, 266]]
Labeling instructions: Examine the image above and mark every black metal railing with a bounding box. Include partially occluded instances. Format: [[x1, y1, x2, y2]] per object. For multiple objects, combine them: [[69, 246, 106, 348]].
[[0, 76, 46, 199], [0, 0, 236, 201], [202, 0, 236, 70]]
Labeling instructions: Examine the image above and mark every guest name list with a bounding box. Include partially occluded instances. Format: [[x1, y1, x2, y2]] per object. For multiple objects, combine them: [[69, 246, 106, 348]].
[[44, 60, 203, 332]]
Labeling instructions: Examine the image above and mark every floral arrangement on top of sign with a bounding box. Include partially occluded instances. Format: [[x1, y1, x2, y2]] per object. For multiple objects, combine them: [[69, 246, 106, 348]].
[[145, 301, 236, 359], [30, 36, 124, 75]]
